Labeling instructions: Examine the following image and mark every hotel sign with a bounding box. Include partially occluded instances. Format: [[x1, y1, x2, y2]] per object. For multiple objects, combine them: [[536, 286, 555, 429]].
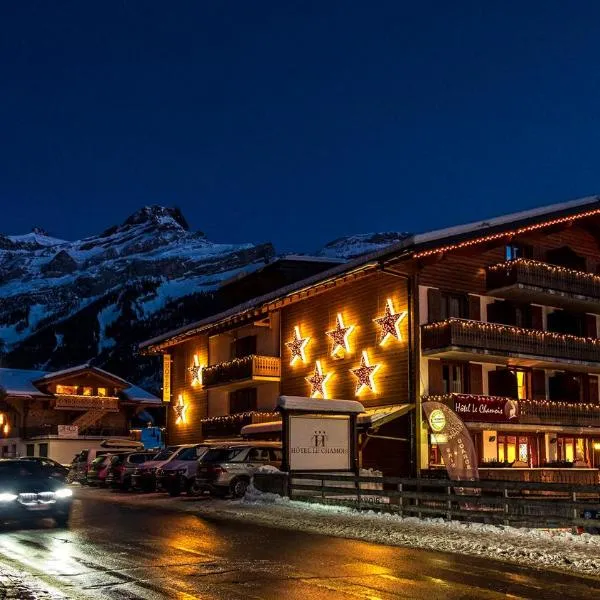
[[453, 395, 519, 423], [288, 415, 351, 471], [163, 354, 172, 402]]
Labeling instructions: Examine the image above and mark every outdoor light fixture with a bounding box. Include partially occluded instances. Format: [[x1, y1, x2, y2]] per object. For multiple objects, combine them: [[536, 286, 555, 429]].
[[373, 298, 406, 345], [350, 351, 380, 395], [285, 325, 310, 365], [306, 361, 331, 398], [0, 493, 17, 502], [488, 436, 496, 442], [174, 394, 187, 425], [188, 354, 203, 386], [326, 313, 354, 357]]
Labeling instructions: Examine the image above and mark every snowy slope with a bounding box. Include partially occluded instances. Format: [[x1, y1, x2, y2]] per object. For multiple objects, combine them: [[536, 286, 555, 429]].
[[318, 231, 411, 259]]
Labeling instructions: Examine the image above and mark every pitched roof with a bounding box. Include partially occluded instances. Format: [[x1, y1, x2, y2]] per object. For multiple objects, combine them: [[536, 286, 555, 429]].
[[140, 195, 600, 351], [0, 368, 52, 397]]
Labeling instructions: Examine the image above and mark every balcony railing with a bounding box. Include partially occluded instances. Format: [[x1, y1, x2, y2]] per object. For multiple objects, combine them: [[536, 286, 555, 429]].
[[201, 410, 280, 438], [423, 393, 600, 427], [23, 425, 131, 439], [421, 318, 600, 365], [201, 355, 281, 388], [486, 259, 600, 302], [53, 396, 120, 412]]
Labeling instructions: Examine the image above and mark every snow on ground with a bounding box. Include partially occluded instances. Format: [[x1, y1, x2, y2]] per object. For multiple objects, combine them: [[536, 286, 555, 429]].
[[83, 487, 600, 578]]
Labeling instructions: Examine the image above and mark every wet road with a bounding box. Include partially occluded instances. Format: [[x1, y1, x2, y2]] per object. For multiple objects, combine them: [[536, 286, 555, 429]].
[[0, 489, 598, 599]]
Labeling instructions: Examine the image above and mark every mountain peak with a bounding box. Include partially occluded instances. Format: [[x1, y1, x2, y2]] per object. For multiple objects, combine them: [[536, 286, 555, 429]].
[[318, 231, 412, 259], [122, 205, 190, 231]]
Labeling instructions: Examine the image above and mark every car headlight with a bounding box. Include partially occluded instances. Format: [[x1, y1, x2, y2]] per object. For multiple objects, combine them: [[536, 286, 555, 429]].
[[55, 488, 73, 499], [0, 493, 17, 502]]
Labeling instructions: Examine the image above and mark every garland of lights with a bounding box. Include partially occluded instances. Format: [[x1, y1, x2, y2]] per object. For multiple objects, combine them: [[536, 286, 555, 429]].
[[423, 317, 600, 345], [424, 394, 600, 411], [326, 313, 354, 356], [200, 411, 280, 424], [414, 208, 600, 259], [488, 258, 600, 283], [350, 351, 380, 395]]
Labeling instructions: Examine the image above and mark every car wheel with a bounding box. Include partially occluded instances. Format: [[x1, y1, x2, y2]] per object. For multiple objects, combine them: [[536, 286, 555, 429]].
[[230, 478, 249, 498]]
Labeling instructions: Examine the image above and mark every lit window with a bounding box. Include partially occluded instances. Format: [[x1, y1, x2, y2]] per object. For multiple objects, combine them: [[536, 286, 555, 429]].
[[97, 387, 107, 397], [82, 387, 93, 396], [56, 385, 78, 395], [516, 371, 526, 400]]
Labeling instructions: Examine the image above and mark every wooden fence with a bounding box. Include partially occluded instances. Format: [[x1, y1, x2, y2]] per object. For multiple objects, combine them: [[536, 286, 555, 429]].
[[288, 473, 600, 529]]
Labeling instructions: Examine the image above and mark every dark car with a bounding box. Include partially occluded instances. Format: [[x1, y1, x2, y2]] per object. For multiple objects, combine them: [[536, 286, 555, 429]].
[[131, 446, 181, 492], [0, 460, 73, 527], [105, 451, 158, 491], [21, 458, 69, 482]]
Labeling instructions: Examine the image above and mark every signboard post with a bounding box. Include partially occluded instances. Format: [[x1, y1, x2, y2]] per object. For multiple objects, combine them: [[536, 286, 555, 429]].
[[278, 396, 364, 474]]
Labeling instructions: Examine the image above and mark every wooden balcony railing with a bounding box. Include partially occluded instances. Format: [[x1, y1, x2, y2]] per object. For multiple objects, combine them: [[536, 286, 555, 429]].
[[486, 258, 600, 299], [421, 318, 600, 364], [201, 410, 280, 438], [423, 393, 600, 427], [201, 355, 281, 388], [53, 396, 120, 412]]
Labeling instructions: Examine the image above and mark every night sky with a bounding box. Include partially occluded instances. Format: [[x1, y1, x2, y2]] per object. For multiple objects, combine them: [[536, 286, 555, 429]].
[[3, 2, 600, 253]]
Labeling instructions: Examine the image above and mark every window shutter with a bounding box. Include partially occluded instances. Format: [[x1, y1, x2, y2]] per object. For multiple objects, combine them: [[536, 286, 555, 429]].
[[531, 369, 546, 400], [530, 305, 543, 331], [468, 295, 481, 321], [428, 360, 443, 396], [427, 288, 442, 322], [585, 314, 597, 339], [469, 363, 483, 394]]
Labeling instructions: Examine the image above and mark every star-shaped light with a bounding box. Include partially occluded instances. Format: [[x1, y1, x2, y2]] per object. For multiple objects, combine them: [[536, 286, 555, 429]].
[[350, 351, 380, 395], [187, 354, 203, 386], [373, 298, 407, 345], [326, 313, 354, 357], [306, 360, 331, 398], [173, 394, 187, 425], [285, 326, 310, 365]]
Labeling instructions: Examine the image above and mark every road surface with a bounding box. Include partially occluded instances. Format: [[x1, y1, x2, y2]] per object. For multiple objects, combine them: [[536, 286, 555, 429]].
[[0, 488, 597, 599]]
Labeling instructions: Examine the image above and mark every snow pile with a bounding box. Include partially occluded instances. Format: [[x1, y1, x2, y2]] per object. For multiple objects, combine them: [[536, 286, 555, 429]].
[[243, 483, 287, 505], [255, 465, 283, 474]]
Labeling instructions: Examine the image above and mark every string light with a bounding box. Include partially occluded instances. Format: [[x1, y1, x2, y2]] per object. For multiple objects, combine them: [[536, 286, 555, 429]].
[[187, 354, 203, 386], [200, 411, 280, 425], [306, 361, 331, 398], [174, 394, 187, 425], [326, 313, 354, 357], [414, 208, 600, 259], [285, 326, 310, 365], [373, 298, 407, 345], [350, 351, 380, 395]]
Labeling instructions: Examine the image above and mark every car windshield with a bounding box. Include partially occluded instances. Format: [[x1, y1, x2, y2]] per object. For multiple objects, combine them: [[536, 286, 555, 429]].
[[177, 447, 203, 461], [0, 461, 44, 479], [202, 448, 246, 463], [153, 448, 174, 461]]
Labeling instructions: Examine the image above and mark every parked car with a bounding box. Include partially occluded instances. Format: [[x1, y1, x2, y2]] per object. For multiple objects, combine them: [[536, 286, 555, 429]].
[[0, 459, 73, 527], [105, 451, 158, 491], [21, 457, 69, 482], [156, 444, 211, 496], [131, 445, 183, 492], [87, 453, 126, 486], [196, 442, 282, 498]]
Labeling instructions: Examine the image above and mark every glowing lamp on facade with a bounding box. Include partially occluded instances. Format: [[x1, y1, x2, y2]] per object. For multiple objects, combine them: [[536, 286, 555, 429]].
[[285, 326, 310, 365], [306, 360, 331, 399], [188, 354, 203, 386], [326, 313, 354, 357], [174, 394, 187, 425], [373, 298, 407, 345], [350, 351, 380, 396]]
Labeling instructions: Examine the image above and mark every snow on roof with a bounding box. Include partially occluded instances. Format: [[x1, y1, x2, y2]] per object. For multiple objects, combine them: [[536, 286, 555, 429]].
[[241, 421, 282, 435], [141, 195, 600, 350], [278, 396, 365, 414], [35, 363, 130, 386], [122, 385, 161, 404], [0, 368, 52, 397], [357, 404, 414, 426]]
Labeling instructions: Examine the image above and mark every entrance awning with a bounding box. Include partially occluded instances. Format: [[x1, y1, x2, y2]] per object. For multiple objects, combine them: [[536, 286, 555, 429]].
[[358, 404, 414, 428]]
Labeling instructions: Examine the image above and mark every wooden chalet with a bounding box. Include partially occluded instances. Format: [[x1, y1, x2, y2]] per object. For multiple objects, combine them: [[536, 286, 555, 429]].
[[141, 196, 600, 482]]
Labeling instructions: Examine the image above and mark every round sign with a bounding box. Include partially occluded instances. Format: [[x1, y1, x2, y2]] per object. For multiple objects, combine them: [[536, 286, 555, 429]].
[[428, 409, 446, 433]]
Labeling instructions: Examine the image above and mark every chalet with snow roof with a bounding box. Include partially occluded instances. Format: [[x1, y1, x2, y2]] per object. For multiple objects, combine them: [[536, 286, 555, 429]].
[[142, 196, 600, 483], [0, 364, 161, 464]]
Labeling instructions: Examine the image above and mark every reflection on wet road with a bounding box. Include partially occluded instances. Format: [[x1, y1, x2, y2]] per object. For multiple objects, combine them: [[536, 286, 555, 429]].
[[0, 489, 598, 599]]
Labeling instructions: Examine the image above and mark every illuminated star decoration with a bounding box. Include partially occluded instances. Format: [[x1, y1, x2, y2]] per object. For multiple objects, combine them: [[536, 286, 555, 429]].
[[173, 394, 187, 425], [306, 360, 331, 398], [285, 326, 310, 365], [350, 351, 380, 395], [187, 354, 203, 386], [326, 313, 354, 357], [373, 298, 407, 345]]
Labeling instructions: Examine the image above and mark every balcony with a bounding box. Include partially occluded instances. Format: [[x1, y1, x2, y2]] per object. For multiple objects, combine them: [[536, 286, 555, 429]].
[[201, 410, 280, 438], [423, 393, 600, 428], [53, 396, 120, 412], [486, 259, 600, 312], [421, 318, 600, 371], [23, 425, 130, 439], [201, 355, 281, 389]]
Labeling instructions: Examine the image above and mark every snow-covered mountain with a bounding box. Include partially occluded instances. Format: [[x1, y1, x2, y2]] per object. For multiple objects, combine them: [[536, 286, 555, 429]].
[[317, 232, 411, 259], [0, 206, 273, 390]]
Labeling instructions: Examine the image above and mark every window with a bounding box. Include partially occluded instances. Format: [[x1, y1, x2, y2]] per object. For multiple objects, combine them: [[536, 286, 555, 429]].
[[55, 385, 78, 395], [269, 448, 283, 463], [506, 368, 529, 400], [82, 386, 93, 396], [442, 363, 465, 394], [505, 244, 533, 261], [557, 437, 588, 463], [497, 435, 530, 465], [26, 444, 35, 457], [230, 387, 257, 414], [233, 335, 257, 359], [440, 293, 468, 320], [97, 387, 107, 397], [38, 443, 48, 458]]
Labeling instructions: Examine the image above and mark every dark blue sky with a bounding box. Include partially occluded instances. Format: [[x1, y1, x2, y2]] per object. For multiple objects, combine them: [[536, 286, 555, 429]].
[[2, 2, 600, 253]]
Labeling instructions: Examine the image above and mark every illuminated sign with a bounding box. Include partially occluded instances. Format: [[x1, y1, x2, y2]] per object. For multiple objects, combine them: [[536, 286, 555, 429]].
[[428, 409, 446, 432], [162, 354, 171, 403]]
